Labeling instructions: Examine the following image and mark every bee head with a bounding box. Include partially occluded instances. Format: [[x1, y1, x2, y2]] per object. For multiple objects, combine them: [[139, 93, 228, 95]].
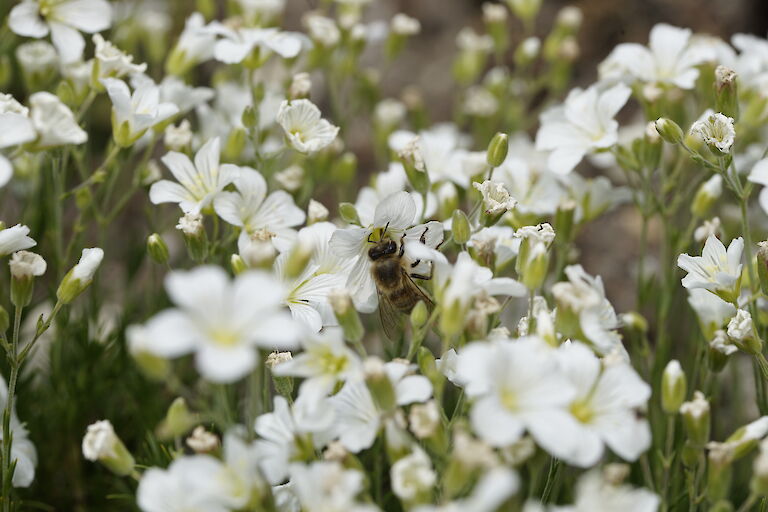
[[368, 239, 397, 260]]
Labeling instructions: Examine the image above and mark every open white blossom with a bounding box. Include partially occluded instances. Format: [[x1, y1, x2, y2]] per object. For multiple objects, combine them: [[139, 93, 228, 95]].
[[678, 234, 743, 303], [0, 225, 37, 256], [134, 266, 299, 382], [473, 180, 517, 216], [9, 251, 46, 278], [687, 288, 737, 339], [536, 83, 631, 174], [214, 167, 305, 254], [277, 99, 339, 153], [288, 462, 377, 512], [93, 34, 147, 80], [727, 309, 753, 342], [391, 448, 437, 502], [29, 92, 87, 148], [102, 78, 179, 146], [599, 23, 711, 89], [210, 24, 303, 64], [9, 0, 112, 63], [150, 138, 239, 213], [690, 112, 735, 154]]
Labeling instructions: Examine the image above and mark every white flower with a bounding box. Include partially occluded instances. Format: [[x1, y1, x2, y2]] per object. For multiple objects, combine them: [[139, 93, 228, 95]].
[[374, 99, 406, 126], [330, 361, 432, 452], [210, 24, 303, 64], [329, 191, 444, 311], [553, 342, 651, 467], [9, 0, 112, 63], [15, 40, 58, 75], [289, 462, 376, 512], [150, 138, 239, 214], [277, 99, 340, 153], [391, 13, 420, 36], [9, 251, 46, 278], [678, 234, 743, 302], [687, 288, 737, 339], [102, 77, 179, 146], [408, 400, 440, 439], [272, 327, 362, 394], [551, 265, 625, 357], [0, 225, 36, 256], [137, 456, 232, 512], [354, 163, 436, 226], [455, 337, 576, 452], [569, 469, 659, 512], [164, 120, 193, 151], [694, 217, 722, 243], [0, 374, 37, 488], [467, 227, 520, 269], [690, 112, 735, 154], [71, 247, 104, 281], [29, 92, 87, 148], [254, 394, 334, 485], [166, 13, 217, 74], [136, 266, 299, 382], [93, 34, 147, 79], [727, 309, 753, 342], [303, 14, 341, 46], [599, 23, 710, 89], [214, 167, 305, 253], [389, 124, 482, 188], [535, 83, 631, 175], [308, 199, 329, 224], [391, 448, 436, 502], [473, 180, 517, 216]]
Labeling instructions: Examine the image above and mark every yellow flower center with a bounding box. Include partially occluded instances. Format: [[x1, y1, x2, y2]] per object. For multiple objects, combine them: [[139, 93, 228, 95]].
[[570, 399, 595, 424], [500, 388, 518, 412], [209, 329, 240, 347]]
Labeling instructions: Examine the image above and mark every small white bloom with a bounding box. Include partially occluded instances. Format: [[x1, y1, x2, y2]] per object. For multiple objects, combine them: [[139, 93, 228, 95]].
[[374, 99, 406, 127], [694, 217, 722, 243], [391, 448, 436, 502], [274, 165, 305, 192], [9, 251, 46, 278], [727, 309, 753, 342], [289, 72, 312, 99], [93, 34, 147, 79], [482, 3, 508, 23], [29, 92, 87, 148], [102, 77, 179, 146], [81, 420, 119, 460], [599, 23, 710, 89], [186, 426, 219, 453], [210, 24, 303, 64], [473, 180, 517, 215], [277, 99, 340, 154], [137, 456, 232, 512], [690, 112, 735, 154], [9, 0, 112, 63], [289, 462, 374, 512], [164, 120, 193, 151], [15, 40, 58, 76], [303, 13, 341, 47], [457, 27, 493, 53], [167, 13, 217, 74], [408, 400, 440, 439], [391, 13, 421, 36], [0, 225, 36, 256], [536, 83, 631, 174], [150, 138, 239, 213], [568, 469, 659, 512], [176, 212, 204, 236], [214, 167, 305, 253], [307, 199, 329, 224], [687, 288, 736, 339], [710, 330, 737, 356], [678, 234, 743, 302], [72, 247, 104, 281]]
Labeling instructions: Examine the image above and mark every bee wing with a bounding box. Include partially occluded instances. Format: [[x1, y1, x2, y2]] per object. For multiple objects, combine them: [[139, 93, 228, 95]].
[[402, 269, 435, 313], [377, 288, 403, 341]]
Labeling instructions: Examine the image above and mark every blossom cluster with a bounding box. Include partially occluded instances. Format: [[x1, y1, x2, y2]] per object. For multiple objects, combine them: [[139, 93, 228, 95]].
[[1, 0, 768, 510]]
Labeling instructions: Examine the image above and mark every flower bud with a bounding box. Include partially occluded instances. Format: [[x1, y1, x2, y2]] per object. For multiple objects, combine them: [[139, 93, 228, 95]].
[[364, 357, 396, 412], [681, 391, 710, 447], [409, 400, 440, 439], [186, 426, 219, 454], [307, 199, 329, 225], [410, 300, 429, 331], [156, 397, 198, 440], [553, 200, 575, 245], [507, 0, 542, 25], [727, 309, 761, 354], [146, 233, 169, 265], [16, 41, 57, 92], [654, 118, 684, 144], [241, 105, 258, 130], [451, 210, 471, 245], [275, 165, 304, 192], [266, 351, 294, 399], [707, 444, 733, 502], [289, 72, 311, 100], [709, 330, 736, 372], [715, 65, 739, 121], [240, 236, 277, 269], [223, 127, 247, 161], [230, 254, 247, 275], [339, 203, 361, 225], [330, 289, 364, 343], [176, 213, 207, 262], [82, 420, 135, 476], [417, 346, 442, 392], [519, 242, 548, 291], [283, 239, 313, 280], [9, 251, 46, 308], [691, 175, 722, 218], [486, 132, 509, 168], [57, 248, 104, 304], [661, 360, 687, 414], [757, 241, 768, 298]]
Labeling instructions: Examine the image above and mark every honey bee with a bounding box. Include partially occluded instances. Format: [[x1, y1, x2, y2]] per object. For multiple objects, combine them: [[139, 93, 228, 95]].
[[368, 224, 436, 339]]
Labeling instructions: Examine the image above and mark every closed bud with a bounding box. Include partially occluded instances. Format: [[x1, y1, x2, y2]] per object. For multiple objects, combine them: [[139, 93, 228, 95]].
[[519, 242, 548, 291], [451, 210, 471, 245], [307, 199, 329, 224], [410, 300, 429, 330], [0, 305, 8, 333], [621, 311, 648, 333], [507, 0, 542, 24], [364, 357, 396, 412], [223, 127, 247, 161], [240, 238, 276, 269], [266, 352, 294, 399], [156, 397, 198, 440], [176, 213, 207, 263], [57, 248, 104, 304], [284, 239, 313, 280], [757, 241, 768, 297], [241, 105, 258, 130], [715, 66, 739, 121], [332, 152, 357, 184], [680, 391, 710, 447], [82, 420, 135, 476], [417, 346, 441, 391], [661, 360, 687, 414], [146, 233, 169, 265], [339, 202, 361, 225], [329, 288, 364, 343], [654, 118, 684, 144], [554, 200, 575, 245], [691, 174, 722, 217], [681, 440, 699, 468], [486, 132, 509, 168], [230, 254, 247, 275], [9, 251, 46, 308]]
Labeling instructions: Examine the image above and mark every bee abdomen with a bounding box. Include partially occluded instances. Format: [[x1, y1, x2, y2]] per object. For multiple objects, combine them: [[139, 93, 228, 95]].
[[387, 287, 419, 312]]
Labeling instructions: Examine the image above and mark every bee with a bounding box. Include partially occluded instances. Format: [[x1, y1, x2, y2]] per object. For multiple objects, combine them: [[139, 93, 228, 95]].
[[368, 224, 436, 339]]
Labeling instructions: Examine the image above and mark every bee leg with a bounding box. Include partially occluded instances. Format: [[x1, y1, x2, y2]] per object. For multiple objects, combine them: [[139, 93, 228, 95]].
[[410, 272, 432, 281], [420, 227, 428, 244], [367, 232, 374, 243]]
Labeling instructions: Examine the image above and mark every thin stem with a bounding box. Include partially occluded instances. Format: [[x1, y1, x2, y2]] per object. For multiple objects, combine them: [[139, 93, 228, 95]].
[[1, 307, 23, 512]]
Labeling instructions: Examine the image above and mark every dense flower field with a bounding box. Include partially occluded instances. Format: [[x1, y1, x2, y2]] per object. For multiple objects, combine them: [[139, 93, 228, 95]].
[[1, 0, 768, 510]]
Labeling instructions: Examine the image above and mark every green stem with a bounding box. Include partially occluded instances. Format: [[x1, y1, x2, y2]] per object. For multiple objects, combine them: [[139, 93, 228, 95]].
[[1, 307, 23, 512]]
